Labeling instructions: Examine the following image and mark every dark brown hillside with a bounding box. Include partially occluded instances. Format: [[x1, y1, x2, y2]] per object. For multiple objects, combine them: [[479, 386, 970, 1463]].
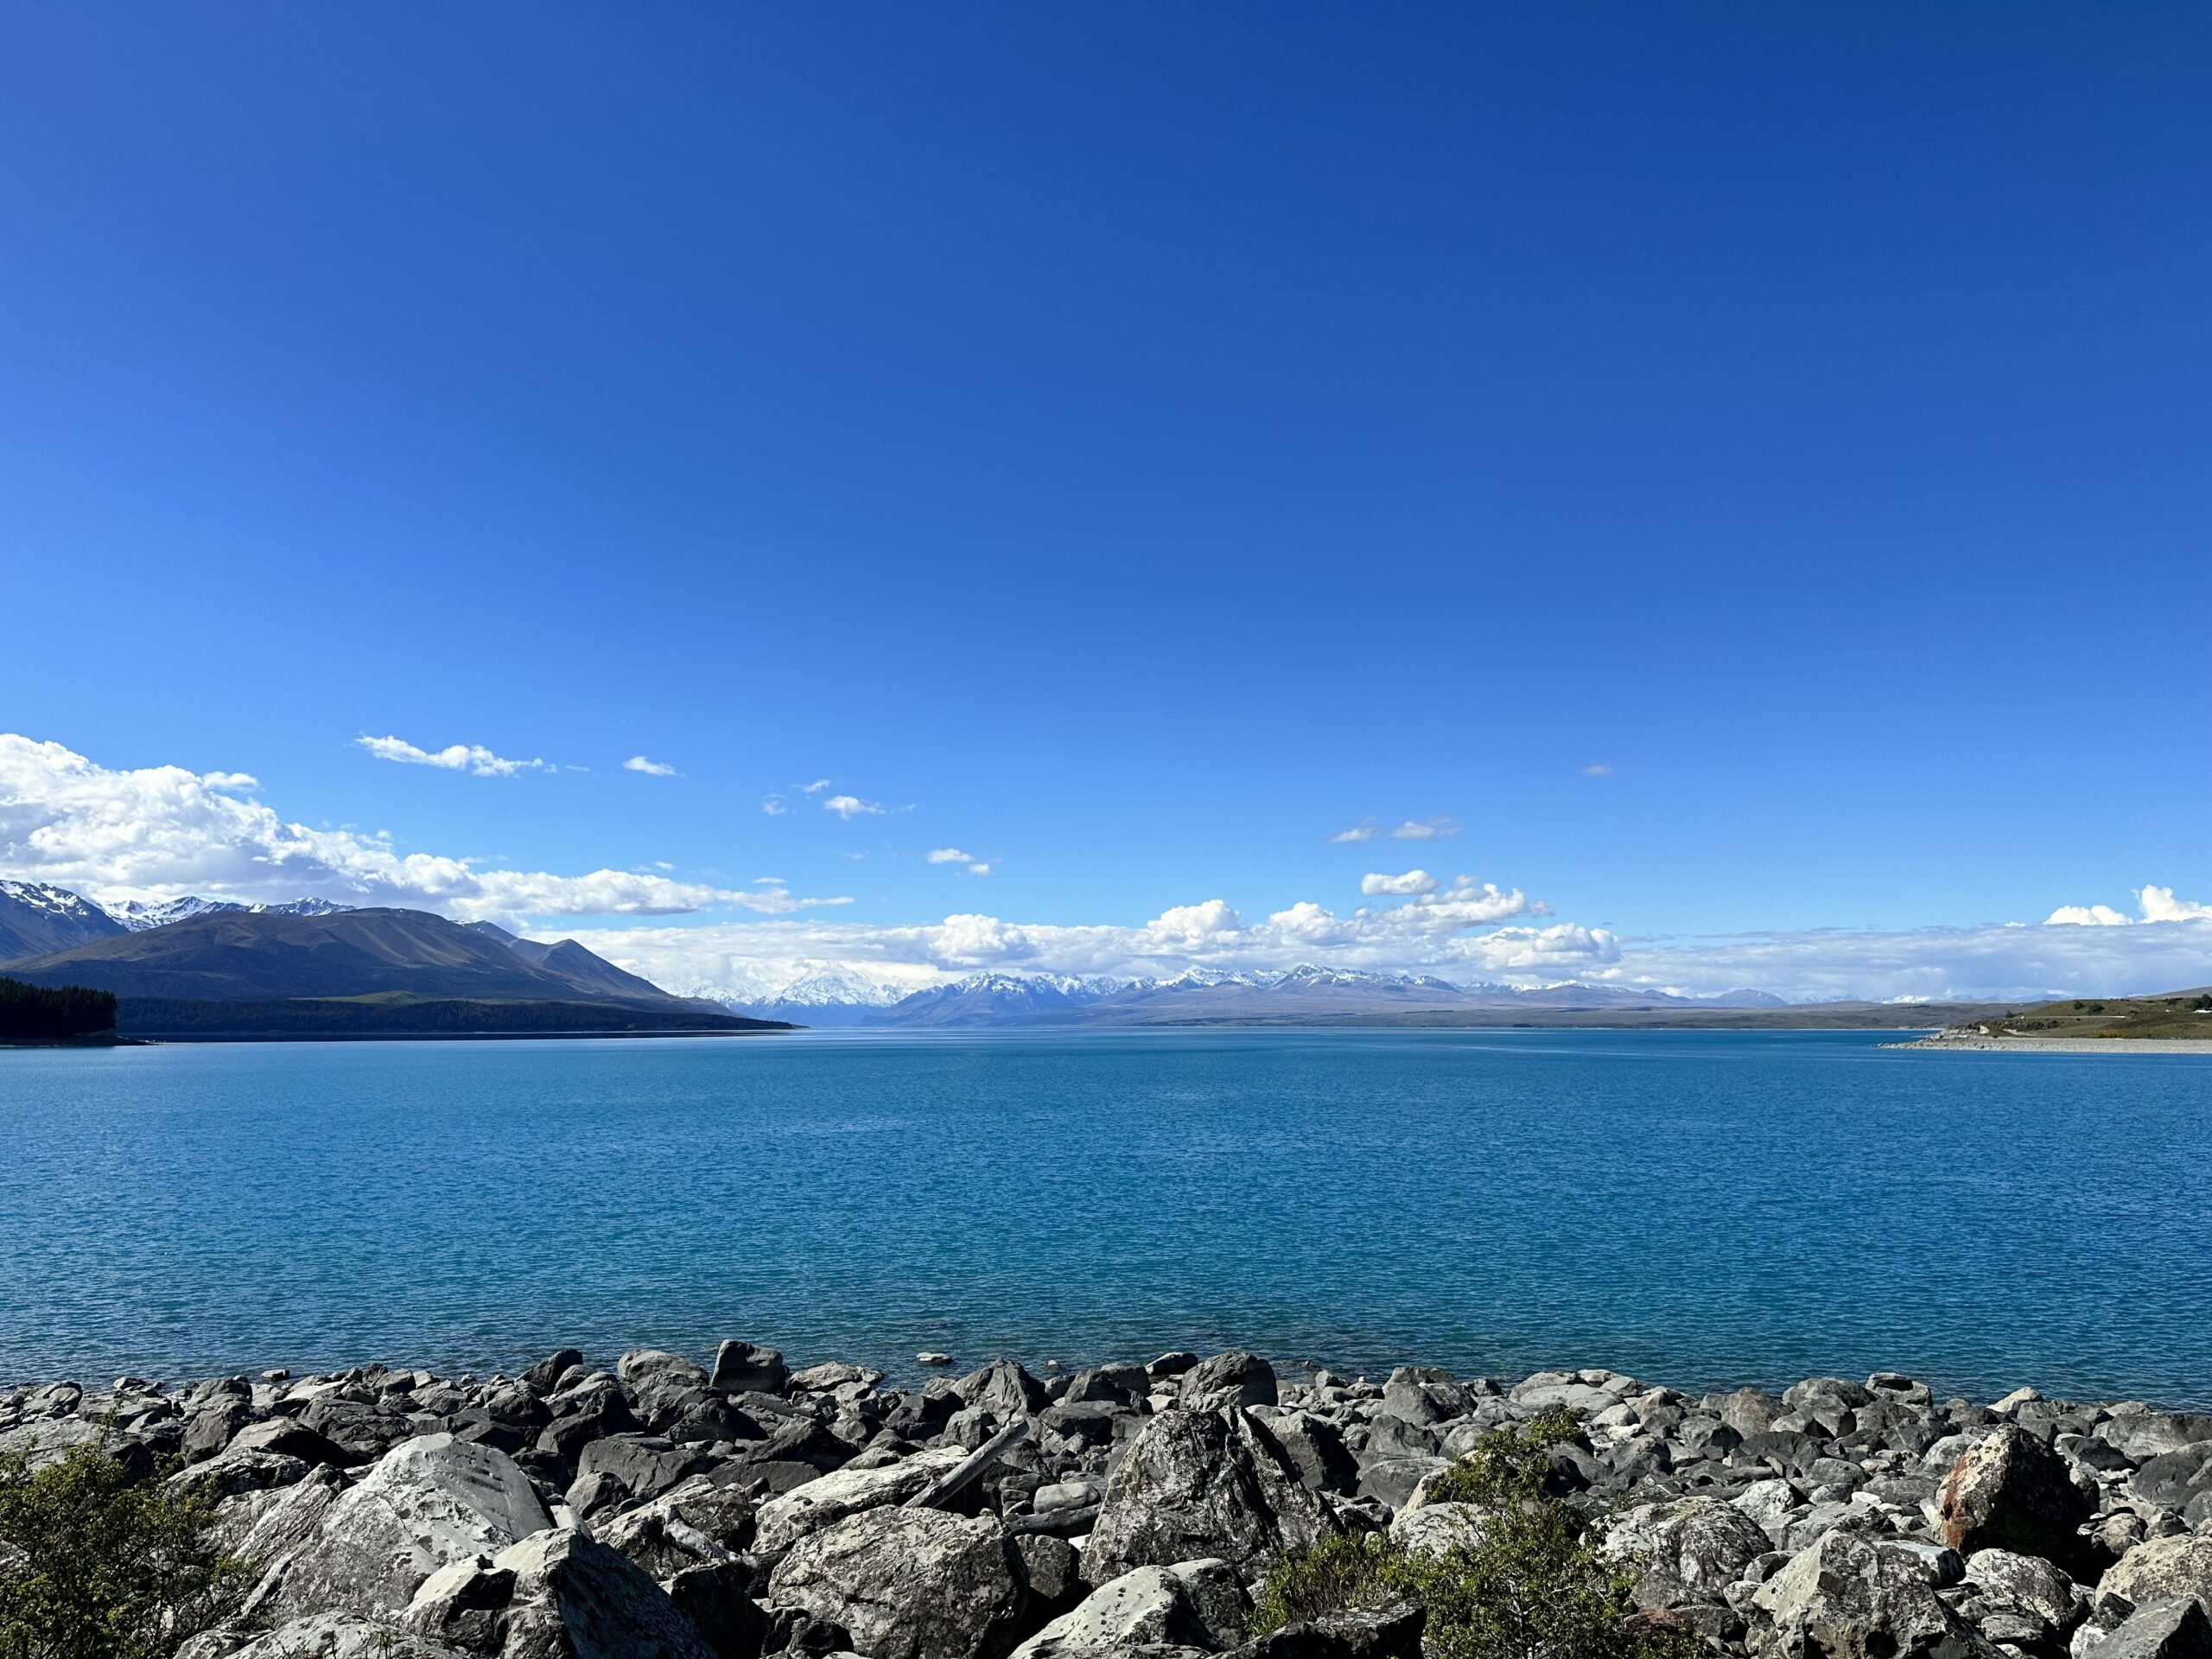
[[4, 906, 689, 1006]]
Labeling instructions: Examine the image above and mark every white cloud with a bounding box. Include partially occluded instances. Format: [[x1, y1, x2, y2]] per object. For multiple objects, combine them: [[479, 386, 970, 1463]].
[[801, 779, 833, 795], [1361, 869, 1438, 897], [623, 755, 679, 777], [823, 794, 883, 819], [1583, 764, 1612, 778], [925, 848, 970, 864], [761, 795, 787, 815], [0, 734, 849, 928], [2139, 885, 2212, 924], [2045, 904, 2132, 927], [967, 861, 992, 876], [355, 735, 551, 777], [1328, 822, 1378, 843], [2047, 886, 2212, 927], [1392, 817, 1460, 841]]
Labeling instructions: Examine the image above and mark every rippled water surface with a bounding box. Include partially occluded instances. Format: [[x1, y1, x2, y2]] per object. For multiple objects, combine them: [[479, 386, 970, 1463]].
[[3, 1028, 2209, 1403]]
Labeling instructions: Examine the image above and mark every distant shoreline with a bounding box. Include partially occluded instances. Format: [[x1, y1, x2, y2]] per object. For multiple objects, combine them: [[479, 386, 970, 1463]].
[[1889, 1033, 2212, 1054]]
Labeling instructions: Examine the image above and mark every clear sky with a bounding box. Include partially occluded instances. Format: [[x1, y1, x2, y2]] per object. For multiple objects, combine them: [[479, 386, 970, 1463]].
[[2, 4, 2207, 1000]]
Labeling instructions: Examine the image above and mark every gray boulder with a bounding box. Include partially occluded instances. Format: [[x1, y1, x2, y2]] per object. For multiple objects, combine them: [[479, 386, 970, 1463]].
[[488, 1528, 719, 1659], [665, 1560, 769, 1659], [765, 1505, 1029, 1659], [2101, 1535, 2212, 1619], [251, 1434, 552, 1621], [1379, 1367, 1473, 1427], [710, 1342, 788, 1397], [195, 1612, 472, 1658], [1179, 1352, 1279, 1414], [1962, 1548, 2083, 1631], [1013, 1561, 1249, 1658], [753, 1446, 966, 1554], [1754, 1529, 1996, 1659], [1086, 1408, 1339, 1582], [2088, 1599, 2212, 1659], [595, 1477, 757, 1580], [1608, 1497, 1772, 1610], [617, 1351, 714, 1433]]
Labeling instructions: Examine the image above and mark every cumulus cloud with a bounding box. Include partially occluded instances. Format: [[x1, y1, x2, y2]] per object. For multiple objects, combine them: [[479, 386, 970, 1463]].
[[2047, 886, 2212, 927], [1583, 764, 1612, 777], [760, 795, 787, 815], [823, 794, 883, 820], [2139, 886, 2212, 924], [1328, 821, 1378, 843], [0, 734, 849, 927], [801, 779, 833, 795], [355, 735, 550, 777], [2045, 904, 2132, 927], [1392, 817, 1459, 841], [1361, 869, 1438, 897], [623, 755, 679, 777]]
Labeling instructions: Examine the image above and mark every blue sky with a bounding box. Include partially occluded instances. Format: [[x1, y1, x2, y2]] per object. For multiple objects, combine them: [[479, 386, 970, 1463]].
[[2, 4, 2207, 1000]]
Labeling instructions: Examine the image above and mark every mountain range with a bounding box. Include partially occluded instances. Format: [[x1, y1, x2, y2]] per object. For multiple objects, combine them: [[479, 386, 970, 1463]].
[[0, 881, 770, 1034], [721, 963, 1795, 1028]]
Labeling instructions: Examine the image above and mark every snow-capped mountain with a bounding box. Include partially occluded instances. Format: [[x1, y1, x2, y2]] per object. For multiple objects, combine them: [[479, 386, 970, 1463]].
[[105, 896, 241, 931], [1, 883, 363, 962], [868, 970, 1129, 1028], [0, 880, 128, 961], [719, 965, 947, 1027], [103, 895, 356, 931]]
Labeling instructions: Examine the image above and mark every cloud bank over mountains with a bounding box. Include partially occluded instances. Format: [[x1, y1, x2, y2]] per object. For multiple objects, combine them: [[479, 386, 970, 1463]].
[[0, 734, 849, 924], [2, 733, 2206, 1004]]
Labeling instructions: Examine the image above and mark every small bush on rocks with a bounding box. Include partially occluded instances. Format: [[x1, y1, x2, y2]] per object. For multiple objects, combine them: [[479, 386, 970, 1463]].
[[1253, 1409, 1700, 1659], [0, 1433, 248, 1659]]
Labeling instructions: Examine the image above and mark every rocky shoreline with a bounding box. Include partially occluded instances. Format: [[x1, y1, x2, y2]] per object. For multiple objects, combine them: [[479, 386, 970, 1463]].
[[6, 1343, 2211, 1659]]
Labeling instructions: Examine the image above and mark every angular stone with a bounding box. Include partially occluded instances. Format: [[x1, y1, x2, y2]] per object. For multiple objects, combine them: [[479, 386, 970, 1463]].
[[766, 1505, 1029, 1659], [710, 1342, 789, 1397], [252, 1433, 552, 1621], [1753, 1529, 1997, 1659], [489, 1527, 718, 1659], [666, 1560, 769, 1659], [1939, 1425, 2093, 1567], [209, 1612, 474, 1658], [1179, 1351, 1279, 1414], [2101, 1535, 2212, 1619], [1608, 1497, 1772, 1610], [1013, 1561, 1249, 1658], [752, 1446, 966, 1554], [1086, 1408, 1339, 1582], [2092, 1599, 2212, 1659]]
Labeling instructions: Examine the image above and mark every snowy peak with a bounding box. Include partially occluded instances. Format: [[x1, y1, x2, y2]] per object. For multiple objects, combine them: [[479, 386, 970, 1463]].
[[105, 894, 354, 931], [0, 880, 129, 961]]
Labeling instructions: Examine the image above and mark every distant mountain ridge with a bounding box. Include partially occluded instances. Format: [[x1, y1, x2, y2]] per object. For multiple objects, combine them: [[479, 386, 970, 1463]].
[[721, 963, 1796, 1027], [0, 880, 359, 957], [0, 889, 703, 1012]]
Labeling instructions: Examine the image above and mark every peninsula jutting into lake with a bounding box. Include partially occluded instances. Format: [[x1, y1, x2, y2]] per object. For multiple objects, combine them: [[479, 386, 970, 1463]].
[[8, 1340, 2208, 1659]]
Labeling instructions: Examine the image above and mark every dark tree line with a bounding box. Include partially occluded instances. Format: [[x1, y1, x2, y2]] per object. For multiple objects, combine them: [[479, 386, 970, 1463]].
[[0, 977, 118, 1041]]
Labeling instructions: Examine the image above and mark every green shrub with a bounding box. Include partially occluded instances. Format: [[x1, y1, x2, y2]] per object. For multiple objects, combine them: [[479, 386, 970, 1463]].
[[0, 1431, 248, 1659], [1251, 1531, 1417, 1632], [1253, 1408, 1700, 1659]]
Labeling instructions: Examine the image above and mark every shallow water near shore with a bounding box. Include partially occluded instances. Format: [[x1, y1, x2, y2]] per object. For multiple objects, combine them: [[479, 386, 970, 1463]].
[[3, 1027, 2209, 1403]]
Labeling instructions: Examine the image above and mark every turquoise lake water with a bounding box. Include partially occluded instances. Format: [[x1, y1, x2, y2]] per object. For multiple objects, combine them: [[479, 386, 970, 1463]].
[[3, 1028, 2208, 1404]]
